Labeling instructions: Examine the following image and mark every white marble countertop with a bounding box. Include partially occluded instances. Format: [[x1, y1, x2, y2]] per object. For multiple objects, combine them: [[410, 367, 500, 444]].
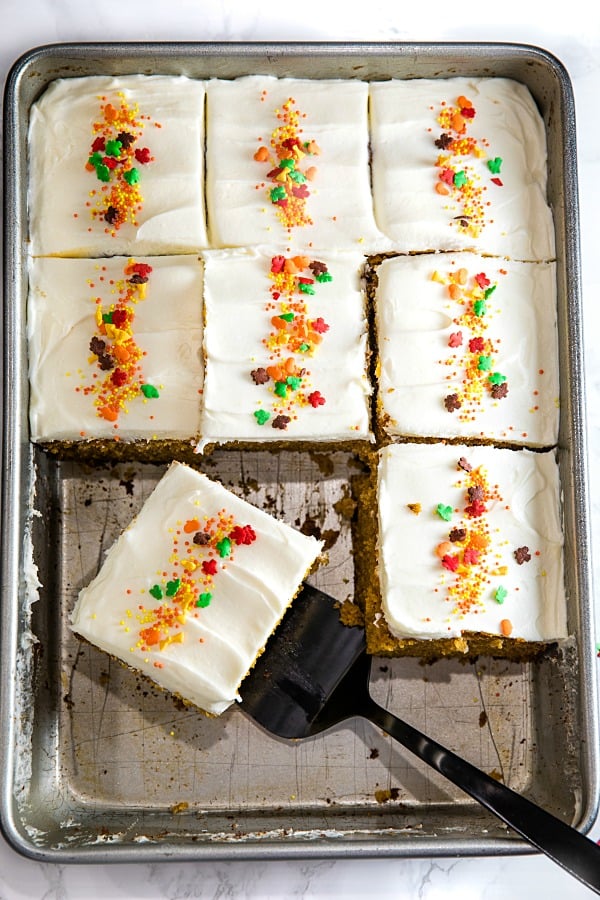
[[2, 1, 599, 897]]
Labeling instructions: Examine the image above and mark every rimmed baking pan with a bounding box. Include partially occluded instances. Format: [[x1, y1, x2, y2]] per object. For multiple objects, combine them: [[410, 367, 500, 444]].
[[1, 41, 597, 862]]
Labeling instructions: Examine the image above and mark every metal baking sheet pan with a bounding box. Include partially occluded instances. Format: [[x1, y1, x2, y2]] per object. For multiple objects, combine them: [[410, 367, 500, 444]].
[[1, 41, 598, 862]]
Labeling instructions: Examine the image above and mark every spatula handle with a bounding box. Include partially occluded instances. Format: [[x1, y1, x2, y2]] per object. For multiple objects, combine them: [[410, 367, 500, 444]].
[[366, 697, 600, 894]]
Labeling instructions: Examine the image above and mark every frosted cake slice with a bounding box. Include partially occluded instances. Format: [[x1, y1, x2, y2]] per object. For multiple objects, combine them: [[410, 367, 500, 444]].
[[370, 443, 566, 659], [28, 75, 208, 256], [198, 248, 371, 449], [206, 76, 385, 251], [369, 78, 555, 260], [28, 256, 203, 442], [71, 461, 323, 716], [375, 253, 559, 447]]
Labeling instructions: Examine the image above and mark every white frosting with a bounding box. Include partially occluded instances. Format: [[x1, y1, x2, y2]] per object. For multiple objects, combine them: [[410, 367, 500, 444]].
[[377, 443, 567, 642], [199, 248, 372, 448], [70, 462, 323, 715], [28, 75, 208, 256], [28, 256, 203, 441], [376, 253, 559, 447], [205, 76, 386, 251], [369, 78, 555, 260]]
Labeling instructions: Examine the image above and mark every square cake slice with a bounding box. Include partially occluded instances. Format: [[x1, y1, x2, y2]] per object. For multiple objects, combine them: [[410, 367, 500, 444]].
[[370, 443, 566, 659], [198, 248, 372, 449], [28, 256, 203, 442], [206, 76, 385, 251], [369, 78, 555, 260], [71, 462, 323, 716], [375, 253, 559, 447], [28, 75, 208, 256]]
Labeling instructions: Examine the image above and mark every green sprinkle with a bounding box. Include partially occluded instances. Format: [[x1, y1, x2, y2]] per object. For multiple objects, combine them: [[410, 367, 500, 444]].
[[453, 170, 468, 188], [289, 169, 306, 183], [299, 283, 316, 295], [477, 355, 492, 372], [141, 384, 159, 399], [488, 372, 507, 385], [473, 299, 487, 317], [124, 167, 140, 185], [279, 312, 295, 322], [102, 312, 113, 324], [96, 164, 111, 183], [217, 537, 232, 558], [88, 152, 103, 167], [484, 285, 497, 299], [166, 579, 180, 597], [149, 585, 163, 600], [270, 185, 286, 202], [436, 503, 453, 522], [286, 376, 302, 390], [316, 272, 333, 283], [279, 158, 296, 170], [274, 381, 288, 398], [105, 139, 122, 157], [196, 592, 212, 608], [299, 343, 310, 352], [487, 157, 503, 174], [254, 409, 270, 425], [495, 585, 508, 604]]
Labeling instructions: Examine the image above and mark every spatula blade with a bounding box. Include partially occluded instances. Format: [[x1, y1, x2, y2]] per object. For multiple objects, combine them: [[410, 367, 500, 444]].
[[240, 583, 365, 739]]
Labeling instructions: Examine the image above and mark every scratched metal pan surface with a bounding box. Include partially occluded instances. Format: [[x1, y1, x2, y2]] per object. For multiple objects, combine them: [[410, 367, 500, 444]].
[[1, 42, 597, 862]]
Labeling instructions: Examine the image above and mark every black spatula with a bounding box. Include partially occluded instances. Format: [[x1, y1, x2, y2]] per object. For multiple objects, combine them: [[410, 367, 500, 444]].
[[240, 584, 600, 895]]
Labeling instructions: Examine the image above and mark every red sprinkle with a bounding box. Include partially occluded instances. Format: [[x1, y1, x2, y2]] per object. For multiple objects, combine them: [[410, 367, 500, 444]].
[[308, 391, 326, 408], [442, 554, 460, 572], [202, 559, 218, 576]]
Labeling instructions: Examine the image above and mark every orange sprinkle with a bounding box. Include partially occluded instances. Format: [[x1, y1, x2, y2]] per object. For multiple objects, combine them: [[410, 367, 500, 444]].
[[184, 518, 200, 533], [254, 145, 269, 162], [500, 619, 513, 637], [435, 182, 450, 196]]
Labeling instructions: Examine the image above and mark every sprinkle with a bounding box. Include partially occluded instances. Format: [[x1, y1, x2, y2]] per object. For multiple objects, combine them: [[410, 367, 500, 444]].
[[448, 332, 463, 348], [230, 524, 257, 545], [141, 384, 160, 399], [251, 368, 270, 385], [444, 393, 461, 412], [407, 503, 421, 515], [436, 503, 453, 522], [487, 157, 503, 174], [500, 619, 513, 637], [442, 554, 459, 572], [202, 559, 218, 576], [514, 546, 532, 565], [196, 593, 212, 608], [166, 579, 181, 597], [149, 585, 163, 600], [495, 586, 508, 604], [216, 537, 232, 558], [254, 409, 271, 425], [308, 390, 325, 408]]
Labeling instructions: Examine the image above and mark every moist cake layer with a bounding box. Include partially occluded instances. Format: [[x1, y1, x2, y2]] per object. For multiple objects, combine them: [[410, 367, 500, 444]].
[[71, 461, 323, 716], [28, 75, 208, 256], [206, 76, 385, 251], [369, 77, 555, 260], [199, 248, 372, 448], [28, 255, 204, 442], [375, 252, 559, 447], [374, 443, 566, 651]]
